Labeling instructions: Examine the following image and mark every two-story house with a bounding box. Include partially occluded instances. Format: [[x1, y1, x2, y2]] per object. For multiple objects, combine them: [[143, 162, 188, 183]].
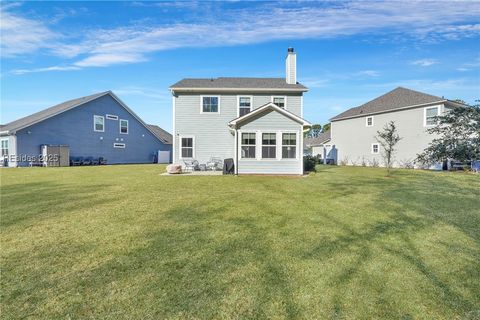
[[170, 48, 311, 175], [329, 87, 466, 167], [0, 91, 172, 167]]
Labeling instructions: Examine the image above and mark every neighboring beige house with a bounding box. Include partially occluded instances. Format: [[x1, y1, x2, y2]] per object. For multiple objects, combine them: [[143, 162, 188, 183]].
[[329, 87, 465, 168], [304, 130, 335, 164]]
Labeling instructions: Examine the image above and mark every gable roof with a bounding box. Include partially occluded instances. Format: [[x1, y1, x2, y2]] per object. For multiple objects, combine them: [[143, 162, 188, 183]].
[[147, 124, 172, 144], [1, 91, 169, 145], [304, 130, 331, 147], [228, 102, 312, 129], [1, 91, 109, 134], [330, 87, 446, 121], [170, 77, 308, 92]]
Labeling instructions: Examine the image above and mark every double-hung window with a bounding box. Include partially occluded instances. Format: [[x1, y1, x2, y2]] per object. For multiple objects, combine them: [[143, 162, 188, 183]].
[[1, 139, 8, 157], [241, 133, 256, 159], [425, 106, 439, 126], [372, 143, 379, 154], [120, 119, 129, 134], [181, 137, 194, 158], [94, 115, 104, 132], [202, 96, 219, 113], [282, 133, 296, 159], [238, 97, 252, 117], [366, 116, 373, 127], [272, 97, 285, 108], [262, 133, 276, 159]]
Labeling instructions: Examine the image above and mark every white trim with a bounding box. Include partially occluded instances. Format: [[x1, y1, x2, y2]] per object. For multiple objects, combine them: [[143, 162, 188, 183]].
[[113, 143, 126, 148], [424, 105, 440, 127], [237, 95, 253, 117], [234, 129, 238, 174], [172, 95, 176, 163], [200, 95, 220, 114], [366, 116, 374, 127], [170, 87, 308, 93], [331, 100, 447, 122], [371, 143, 379, 155], [119, 119, 129, 134], [271, 96, 287, 109], [93, 115, 105, 132], [179, 135, 195, 159], [106, 114, 118, 120], [229, 102, 311, 128], [300, 95, 304, 118]]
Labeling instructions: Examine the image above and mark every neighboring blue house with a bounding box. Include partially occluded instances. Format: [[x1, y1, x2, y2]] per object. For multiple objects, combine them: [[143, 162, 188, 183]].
[[0, 91, 172, 167]]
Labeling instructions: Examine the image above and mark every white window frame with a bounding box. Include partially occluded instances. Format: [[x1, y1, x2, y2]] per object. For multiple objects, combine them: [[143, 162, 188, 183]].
[[240, 131, 256, 159], [200, 95, 220, 114], [237, 95, 253, 117], [106, 114, 118, 120], [281, 132, 298, 160], [366, 116, 374, 127], [119, 119, 129, 134], [261, 132, 277, 160], [371, 143, 379, 154], [94, 115, 105, 132], [179, 135, 195, 159], [1, 138, 9, 157], [424, 106, 439, 127], [113, 143, 125, 148], [271, 96, 287, 109]]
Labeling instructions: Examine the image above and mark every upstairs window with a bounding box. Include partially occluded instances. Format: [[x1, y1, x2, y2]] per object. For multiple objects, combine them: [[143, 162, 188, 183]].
[[425, 106, 439, 126], [202, 96, 219, 113], [120, 119, 129, 134], [181, 137, 194, 158], [94, 115, 104, 132], [272, 97, 285, 108], [366, 116, 374, 127], [282, 133, 297, 159], [262, 133, 277, 159], [241, 133, 256, 159], [238, 96, 252, 117]]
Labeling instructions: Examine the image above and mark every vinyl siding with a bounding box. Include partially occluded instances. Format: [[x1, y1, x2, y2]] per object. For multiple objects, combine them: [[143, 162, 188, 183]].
[[13, 94, 170, 166], [331, 104, 445, 167], [173, 92, 303, 165]]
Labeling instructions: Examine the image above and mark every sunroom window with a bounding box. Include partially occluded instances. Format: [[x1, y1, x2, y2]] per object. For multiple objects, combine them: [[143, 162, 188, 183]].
[[262, 133, 276, 158], [241, 133, 256, 159], [282, 133, 296, 159]]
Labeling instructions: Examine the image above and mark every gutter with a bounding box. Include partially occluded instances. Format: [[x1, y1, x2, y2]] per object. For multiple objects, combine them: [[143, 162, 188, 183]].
[[169, 87, 308, 93]]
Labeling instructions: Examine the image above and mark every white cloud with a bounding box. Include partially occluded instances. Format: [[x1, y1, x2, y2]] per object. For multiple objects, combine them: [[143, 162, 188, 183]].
[[10, 66, 80, 75], [355, 70, 380, 77], [411, 59, 438, 67], [3, 1, 480, 72]]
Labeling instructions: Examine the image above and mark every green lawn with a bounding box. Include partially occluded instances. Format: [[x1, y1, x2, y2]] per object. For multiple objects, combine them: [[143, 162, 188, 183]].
[[1, 165, 479, 319]]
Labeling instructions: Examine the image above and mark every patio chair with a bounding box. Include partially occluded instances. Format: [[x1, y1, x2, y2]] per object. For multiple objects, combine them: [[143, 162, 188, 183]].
[[83, 157, 94, 165], [183, 159, 199, 172], [206, 157, 223, 171]]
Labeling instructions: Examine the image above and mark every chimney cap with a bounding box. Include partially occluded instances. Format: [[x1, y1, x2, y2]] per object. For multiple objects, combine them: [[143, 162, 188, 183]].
[[287, 47, 294, 53]]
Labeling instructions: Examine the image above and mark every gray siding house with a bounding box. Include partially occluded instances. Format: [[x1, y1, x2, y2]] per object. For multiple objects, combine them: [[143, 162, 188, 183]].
[[170, 48, 311, 174], [304, 130, 336, 164], [329, 87, 465, 167]]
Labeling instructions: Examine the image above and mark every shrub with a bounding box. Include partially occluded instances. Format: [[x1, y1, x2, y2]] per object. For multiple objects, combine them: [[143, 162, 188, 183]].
[[303, 155, 318, 172]]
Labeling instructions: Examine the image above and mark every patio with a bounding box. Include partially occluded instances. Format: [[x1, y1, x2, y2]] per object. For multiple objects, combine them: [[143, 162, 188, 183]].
[[161, 170, 224, 176]]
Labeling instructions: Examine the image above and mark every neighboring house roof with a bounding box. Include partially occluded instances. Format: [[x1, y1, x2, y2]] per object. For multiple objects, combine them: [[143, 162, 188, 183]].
[[147, 124, 172, 144], [330, 87, 448, 121], [1, 91, 169, 145], [1, 91, 109, 134], [170, 77, 308, 92], [228, 102, 312, 129], [304, 130, 331, 147]]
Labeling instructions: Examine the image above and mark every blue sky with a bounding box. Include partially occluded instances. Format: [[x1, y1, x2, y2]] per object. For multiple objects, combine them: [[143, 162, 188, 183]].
[[1, 1, 479, 132]]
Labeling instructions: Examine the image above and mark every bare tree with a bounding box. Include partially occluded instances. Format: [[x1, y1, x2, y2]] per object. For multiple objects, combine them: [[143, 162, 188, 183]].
[[376, 121, 402, 176]]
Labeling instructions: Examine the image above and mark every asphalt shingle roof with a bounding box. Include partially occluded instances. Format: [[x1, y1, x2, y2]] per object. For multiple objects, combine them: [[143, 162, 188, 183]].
[[147, 124, 172, 144], [304, 130, 331, 147], [1, 91, 109, 133], [170, 77, 308, 91], [330, 87, 444, 121]]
